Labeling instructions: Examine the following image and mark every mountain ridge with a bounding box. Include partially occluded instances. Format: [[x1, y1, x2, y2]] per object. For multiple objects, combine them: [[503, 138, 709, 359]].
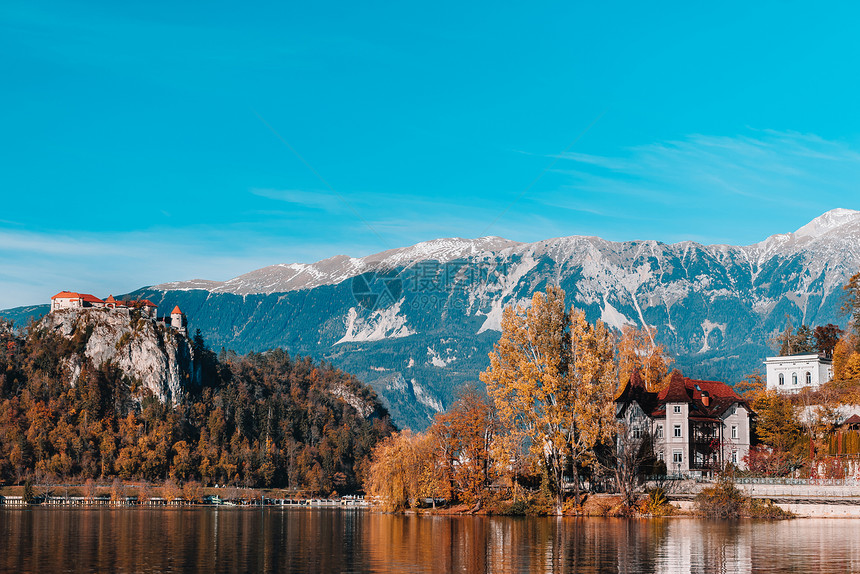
[[3, 209, 859, 430], [154, 209, 860, 299]]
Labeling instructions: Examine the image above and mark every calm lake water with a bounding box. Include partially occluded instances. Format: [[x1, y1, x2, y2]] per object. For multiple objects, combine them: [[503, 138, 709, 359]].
[[1, 508, 858, 573]]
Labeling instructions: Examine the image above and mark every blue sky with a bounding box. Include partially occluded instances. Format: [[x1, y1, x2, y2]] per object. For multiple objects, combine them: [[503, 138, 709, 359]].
[[2, 1, 860, 309]]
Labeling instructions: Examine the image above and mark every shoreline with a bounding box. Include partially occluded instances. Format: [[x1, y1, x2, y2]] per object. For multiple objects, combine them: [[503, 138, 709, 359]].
[[3, 503, 860, 518], [6, 484, 860, 518]]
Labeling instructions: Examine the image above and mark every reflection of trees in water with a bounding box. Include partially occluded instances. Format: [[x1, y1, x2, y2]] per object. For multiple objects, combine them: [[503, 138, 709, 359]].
[[365, 515, 670, 572], [365, 514, 494, 572], [5, 510, 860, 572]]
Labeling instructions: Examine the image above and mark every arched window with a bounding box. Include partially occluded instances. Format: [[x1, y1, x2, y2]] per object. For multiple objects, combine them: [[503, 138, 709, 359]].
[[792, 373, 798, 385], [779, 373, 784, 385], [806, 371, 812, 385]]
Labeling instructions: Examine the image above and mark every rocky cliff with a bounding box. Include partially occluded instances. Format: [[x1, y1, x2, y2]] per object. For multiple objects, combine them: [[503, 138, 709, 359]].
[[40, 308, 199, 404]]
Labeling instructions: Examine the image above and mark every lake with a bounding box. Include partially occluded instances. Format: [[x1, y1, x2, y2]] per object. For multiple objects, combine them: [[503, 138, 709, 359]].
[[1, 508, 858, 573]]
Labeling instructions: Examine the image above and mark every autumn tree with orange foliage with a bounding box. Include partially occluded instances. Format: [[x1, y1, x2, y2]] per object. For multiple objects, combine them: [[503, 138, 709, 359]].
[[827, 272, 860, 383], [430, 388, 499, 509], [734, 372, 766, 401], [480, 286, 617, 514], [745, 390, 806, 476], [616, 325, 672, 392]]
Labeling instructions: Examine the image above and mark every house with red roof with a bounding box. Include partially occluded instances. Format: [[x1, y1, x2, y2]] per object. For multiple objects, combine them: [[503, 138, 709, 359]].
[[104, 294, 159, 319], [615, 370, 752, 476]]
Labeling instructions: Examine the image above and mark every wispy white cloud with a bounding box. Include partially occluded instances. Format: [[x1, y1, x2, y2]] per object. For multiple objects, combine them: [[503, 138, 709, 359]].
[[540, 129, 860, 243], [556, 130, 860, 200], [250, 188, 345, 211], [0, 225, 370, 310]]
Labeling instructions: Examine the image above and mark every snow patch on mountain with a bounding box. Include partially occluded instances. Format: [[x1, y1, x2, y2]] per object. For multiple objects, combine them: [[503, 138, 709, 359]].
[[412, 378, 444, 412], [794, 208, 860, 239], [699, 320, 727, 353], [600, 297, 634, 331], [336, 299, 413, 343], [427, 346, 456, 368], [474, 255, 539, 333]]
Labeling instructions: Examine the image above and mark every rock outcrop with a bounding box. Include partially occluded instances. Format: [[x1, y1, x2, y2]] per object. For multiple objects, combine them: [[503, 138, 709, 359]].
[[40, 308, 198, 404]]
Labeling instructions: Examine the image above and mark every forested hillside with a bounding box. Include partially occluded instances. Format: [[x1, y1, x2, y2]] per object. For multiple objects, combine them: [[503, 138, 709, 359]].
[[0, 318, 394, 493]]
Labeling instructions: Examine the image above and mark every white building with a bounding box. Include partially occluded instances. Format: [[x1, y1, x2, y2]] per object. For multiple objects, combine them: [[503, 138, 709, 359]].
[[764, 354, 832, 393]]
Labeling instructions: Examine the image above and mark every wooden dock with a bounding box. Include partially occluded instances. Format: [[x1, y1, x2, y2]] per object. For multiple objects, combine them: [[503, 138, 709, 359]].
[[0, 494, 371, 508]]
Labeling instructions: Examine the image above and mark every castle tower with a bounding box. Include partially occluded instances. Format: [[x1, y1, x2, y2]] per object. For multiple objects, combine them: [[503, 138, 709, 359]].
[[170, 305, 187, 334]]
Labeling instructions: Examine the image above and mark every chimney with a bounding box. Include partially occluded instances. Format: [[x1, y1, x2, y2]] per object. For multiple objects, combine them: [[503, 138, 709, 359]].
[[701, 391, 710, 407]]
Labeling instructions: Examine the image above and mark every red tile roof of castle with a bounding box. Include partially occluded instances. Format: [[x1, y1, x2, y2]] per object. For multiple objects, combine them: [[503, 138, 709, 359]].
[[171, 306, 182, 314], [52, 291, 82, 299], [53, 292, 155, 309], [51, 291, 104, 304]]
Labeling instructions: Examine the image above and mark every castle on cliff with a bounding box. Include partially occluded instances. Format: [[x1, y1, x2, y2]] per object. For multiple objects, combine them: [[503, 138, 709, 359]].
[[50, 291, 187, 335]]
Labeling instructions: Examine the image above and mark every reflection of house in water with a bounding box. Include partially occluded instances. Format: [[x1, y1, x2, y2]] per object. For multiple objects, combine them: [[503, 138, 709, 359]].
[[49, 291, 186, 332], [654, 520, 752, 572], [615, 370, 752, 476]]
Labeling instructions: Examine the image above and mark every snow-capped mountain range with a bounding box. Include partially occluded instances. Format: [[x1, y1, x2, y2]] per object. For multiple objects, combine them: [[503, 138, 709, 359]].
[[5, 209, 860, 430], [155, 236, 521, 296], [159, 208, 860, 316]]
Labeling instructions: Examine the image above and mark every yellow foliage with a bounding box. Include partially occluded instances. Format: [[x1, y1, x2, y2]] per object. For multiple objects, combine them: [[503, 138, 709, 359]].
[[616, 325, 672, 392], [480, 286, 617, 514], [734, 372, 766, 401], [365, 429, 444, 511], [833, 336, 855, 381], [430, 389, 498, 506], [844, 353, 860, 382]]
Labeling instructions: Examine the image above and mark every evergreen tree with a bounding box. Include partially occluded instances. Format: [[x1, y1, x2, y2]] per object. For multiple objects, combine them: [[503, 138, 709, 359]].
[[814, 324, 843, 357], [793, 324, 817, 354]]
